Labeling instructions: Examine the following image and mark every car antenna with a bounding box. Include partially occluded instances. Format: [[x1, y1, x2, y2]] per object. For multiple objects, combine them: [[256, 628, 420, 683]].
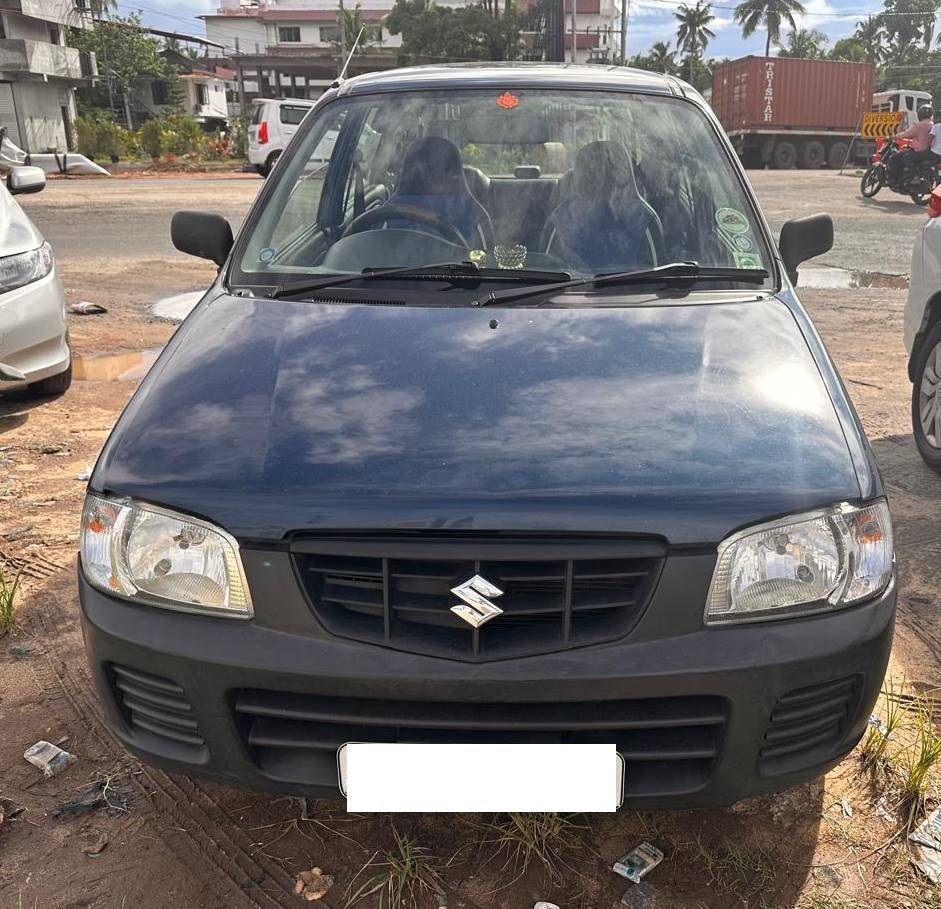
[[335, 26, 366, 84]]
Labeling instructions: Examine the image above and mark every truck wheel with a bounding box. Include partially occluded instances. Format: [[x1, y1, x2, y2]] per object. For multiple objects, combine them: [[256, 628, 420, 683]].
[[912, 322, 941, 473], [772, 142, 797, 170], [799, 140, 826, 169], [828, 141, 850, 169]]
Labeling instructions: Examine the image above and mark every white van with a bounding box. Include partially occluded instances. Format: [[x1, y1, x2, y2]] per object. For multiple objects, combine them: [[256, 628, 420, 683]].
[[248, 98, 317, 177]]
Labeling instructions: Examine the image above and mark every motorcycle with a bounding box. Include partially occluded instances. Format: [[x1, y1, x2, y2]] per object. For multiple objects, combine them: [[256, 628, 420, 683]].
[[861, 138, 941, 205]]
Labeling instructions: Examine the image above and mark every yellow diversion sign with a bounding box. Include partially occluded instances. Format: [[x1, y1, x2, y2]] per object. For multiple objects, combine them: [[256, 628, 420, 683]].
[[861, 111, 905, 139]]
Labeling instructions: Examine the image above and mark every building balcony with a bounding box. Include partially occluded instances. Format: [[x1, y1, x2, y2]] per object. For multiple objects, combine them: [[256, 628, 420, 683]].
[[0, 0, 86, 28], [0, 38, 95, 80]]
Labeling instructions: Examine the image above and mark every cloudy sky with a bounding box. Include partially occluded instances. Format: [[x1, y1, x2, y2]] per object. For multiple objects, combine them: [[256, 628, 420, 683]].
[[115, 0, 879, 60]]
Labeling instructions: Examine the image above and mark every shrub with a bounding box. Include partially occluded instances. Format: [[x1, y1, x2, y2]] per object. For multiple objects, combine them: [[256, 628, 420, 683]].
[[96, 118, 121, 161], [139, 118, 163, 159], [118, 127, 141, 160], [161, 113, 204, 158], [75, 115, 99, 158], [230, 115, 249, 159], [205, 131, 234, 160]]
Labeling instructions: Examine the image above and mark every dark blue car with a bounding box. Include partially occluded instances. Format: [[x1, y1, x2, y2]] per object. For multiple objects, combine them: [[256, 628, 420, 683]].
[[78, 64, 895, 809]]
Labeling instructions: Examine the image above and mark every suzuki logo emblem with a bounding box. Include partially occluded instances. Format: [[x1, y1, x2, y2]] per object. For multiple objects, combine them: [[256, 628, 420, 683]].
[[450, 574, 504, 628]]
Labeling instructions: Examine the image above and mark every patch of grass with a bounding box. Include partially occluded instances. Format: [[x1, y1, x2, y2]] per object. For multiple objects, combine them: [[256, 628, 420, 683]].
[[348, 828, 443, 909], [0, 561, 22, 636], [860, 677, 908, 775], [486, 812, 587, 884], [799, 893, 863, 909], [688, 835, 776, 903], [896, 693, 941, 822]]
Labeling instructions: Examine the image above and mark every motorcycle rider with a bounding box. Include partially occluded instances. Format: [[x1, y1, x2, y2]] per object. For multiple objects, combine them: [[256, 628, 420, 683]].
[[889, 104, 934, 187]]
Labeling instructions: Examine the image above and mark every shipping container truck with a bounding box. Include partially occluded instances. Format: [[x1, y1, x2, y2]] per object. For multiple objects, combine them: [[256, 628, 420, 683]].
[[711, 56, 875, 169]]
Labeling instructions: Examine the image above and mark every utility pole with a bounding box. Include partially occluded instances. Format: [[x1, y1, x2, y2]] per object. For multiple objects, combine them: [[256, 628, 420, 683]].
[[619, 0, 629, 64], [570, 0, 577, 62], [235, 56, 247, 119], [339, 0, 347, 77]]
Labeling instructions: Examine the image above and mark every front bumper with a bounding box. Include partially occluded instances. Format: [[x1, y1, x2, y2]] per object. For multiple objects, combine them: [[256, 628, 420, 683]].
[[0, 268, 69, 385], [80, 569, 895, 810]]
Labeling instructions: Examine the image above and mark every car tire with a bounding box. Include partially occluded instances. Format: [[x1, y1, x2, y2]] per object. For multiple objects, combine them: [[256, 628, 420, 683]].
[[912, 322, 941, 473], [828, 141, 850, 169], [261, 151, 281, 178], [799, 140, 826, 169], [772, 142, 797, 170], [26, 361, 72, 398]]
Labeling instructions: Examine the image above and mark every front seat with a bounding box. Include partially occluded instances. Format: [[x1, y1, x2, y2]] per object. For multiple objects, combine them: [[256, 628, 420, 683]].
[[542, 140, 664, 272], [389, 137, 495, 249]]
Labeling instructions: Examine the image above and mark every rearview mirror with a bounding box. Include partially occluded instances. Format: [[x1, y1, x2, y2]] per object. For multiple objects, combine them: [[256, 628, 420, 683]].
[[171, 211, 234, 267], [7, 166, 46, 196], [779, 214, 833, 286]]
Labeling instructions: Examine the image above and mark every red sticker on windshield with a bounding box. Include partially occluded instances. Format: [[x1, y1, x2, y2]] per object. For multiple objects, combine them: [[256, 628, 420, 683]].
[[496, 92, 519, 110]]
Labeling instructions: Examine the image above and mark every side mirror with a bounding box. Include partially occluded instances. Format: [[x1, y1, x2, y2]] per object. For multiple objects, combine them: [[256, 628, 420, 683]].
[[779, 213, 833, 286], [171, 211, 234, 267], [7, 166, 46, 196]]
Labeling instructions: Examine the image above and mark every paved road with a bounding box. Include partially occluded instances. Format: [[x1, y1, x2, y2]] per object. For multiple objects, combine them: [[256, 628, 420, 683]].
[[20, 175, 263, 262], [748, 169, 924, 276]]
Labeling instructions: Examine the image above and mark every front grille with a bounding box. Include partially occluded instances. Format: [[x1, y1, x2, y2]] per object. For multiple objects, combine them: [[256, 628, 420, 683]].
[[759, 675, 860, 776], [110, 664, 207, 761], [292, 535, 664, 660], [233, 689, 726, 800]]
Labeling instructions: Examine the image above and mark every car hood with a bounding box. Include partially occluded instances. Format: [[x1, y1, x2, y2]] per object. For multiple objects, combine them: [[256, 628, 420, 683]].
[[0, 187, 44, 256], [95, 293, 866, 545]]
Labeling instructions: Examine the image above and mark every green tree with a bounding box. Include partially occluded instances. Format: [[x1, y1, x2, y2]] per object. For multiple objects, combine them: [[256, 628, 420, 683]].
[[829, 35, 868, 62], [733, 0, 805, 56], [679, 53, 714, 92], [854, 15, 886, 65], [386, 0, 522, 62], [333, 4, 379, 55], [69, 13, 174, 129], [777, 27, 829, 57], [647, 40, 679, 73], [879, 0, 939, 64], [674, 0, 715, 58]]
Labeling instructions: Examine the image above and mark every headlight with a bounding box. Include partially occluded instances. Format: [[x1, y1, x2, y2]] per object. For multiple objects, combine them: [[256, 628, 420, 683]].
[[0, 243, 53, 295], [80, 494, 252, 618], [706, 500, 893, 625]]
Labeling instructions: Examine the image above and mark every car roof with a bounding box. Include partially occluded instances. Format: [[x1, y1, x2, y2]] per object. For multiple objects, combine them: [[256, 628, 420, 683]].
[[337, 63, 686, 98], [255, 97, 317, 107]]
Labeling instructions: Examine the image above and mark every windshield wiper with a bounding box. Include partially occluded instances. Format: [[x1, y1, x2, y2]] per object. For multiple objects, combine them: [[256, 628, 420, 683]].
[[270, 262, 570, 299], [474, 261, 771, 307]]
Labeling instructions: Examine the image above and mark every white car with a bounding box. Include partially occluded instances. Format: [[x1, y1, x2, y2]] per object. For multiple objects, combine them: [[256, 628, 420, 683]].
[[248, 98, 317, 177], [0, 166, 71, 397], [906, 184, 941, 472]]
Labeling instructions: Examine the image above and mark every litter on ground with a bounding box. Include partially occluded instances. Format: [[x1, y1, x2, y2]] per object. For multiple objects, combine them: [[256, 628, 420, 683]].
[[23, 740, 76, 778], [613, 842, 665, 884]]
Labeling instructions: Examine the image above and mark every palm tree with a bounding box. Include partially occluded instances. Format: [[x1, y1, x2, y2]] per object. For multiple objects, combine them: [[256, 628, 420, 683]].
[[777, 27, 828, 57], [675, 1, 716, 59], [855, 15, 886, 65], [733, 0, 805, 57], [647, 40, 678, 73]]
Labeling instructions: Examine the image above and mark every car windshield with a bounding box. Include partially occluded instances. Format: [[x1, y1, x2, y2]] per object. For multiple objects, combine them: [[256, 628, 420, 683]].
[[234, 88, 772, 287]]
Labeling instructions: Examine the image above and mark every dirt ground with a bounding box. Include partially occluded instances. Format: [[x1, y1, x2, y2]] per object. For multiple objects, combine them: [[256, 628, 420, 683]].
[[1, 170, 940, 909]]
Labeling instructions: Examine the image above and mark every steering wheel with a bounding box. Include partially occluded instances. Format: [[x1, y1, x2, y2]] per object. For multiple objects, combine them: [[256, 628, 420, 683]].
[[342, 203, 469, 247]]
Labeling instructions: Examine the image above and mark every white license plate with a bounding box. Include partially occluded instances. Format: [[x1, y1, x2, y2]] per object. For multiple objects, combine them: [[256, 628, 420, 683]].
[[337, 743, 625, 812]]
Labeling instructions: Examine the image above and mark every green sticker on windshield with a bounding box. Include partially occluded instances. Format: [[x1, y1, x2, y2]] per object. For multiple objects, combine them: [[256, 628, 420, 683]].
[[733, 252, 763, 269], [716, 208, 750, 235]]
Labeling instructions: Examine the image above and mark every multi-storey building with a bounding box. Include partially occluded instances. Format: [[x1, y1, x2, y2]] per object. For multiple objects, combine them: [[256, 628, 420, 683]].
[[203, 0, 621, 115], [0, 0, 96, 152]]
